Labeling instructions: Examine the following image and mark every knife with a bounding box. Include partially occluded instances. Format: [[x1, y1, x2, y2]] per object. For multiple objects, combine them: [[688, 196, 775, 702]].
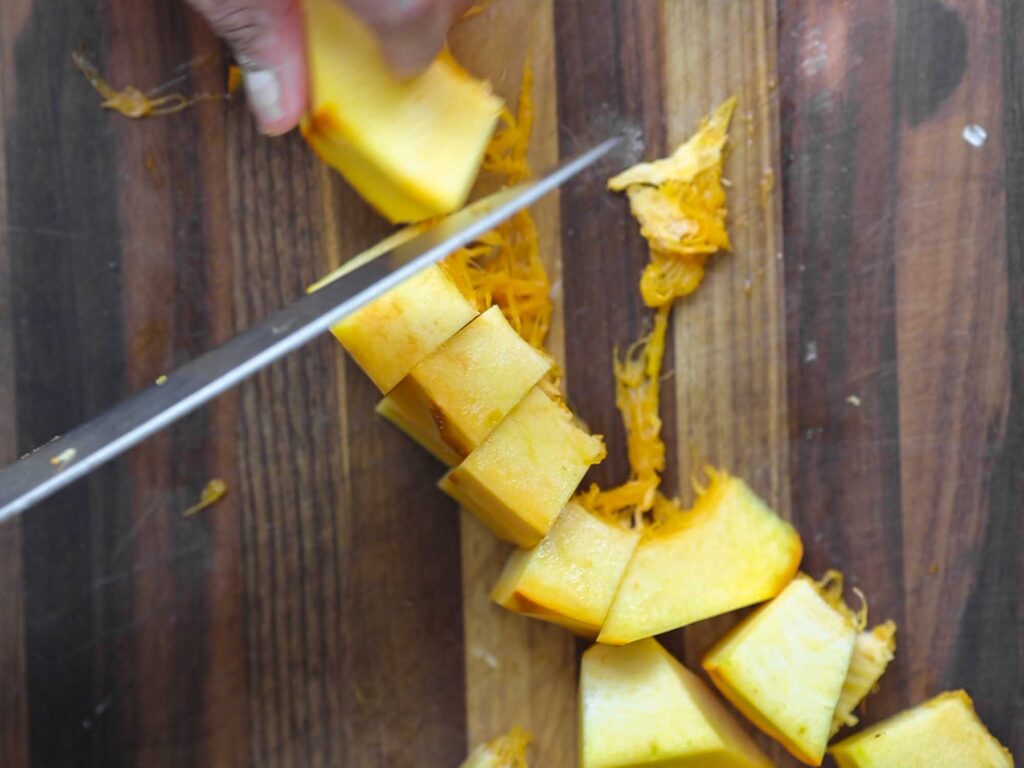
[[0, 136, 621, 521]]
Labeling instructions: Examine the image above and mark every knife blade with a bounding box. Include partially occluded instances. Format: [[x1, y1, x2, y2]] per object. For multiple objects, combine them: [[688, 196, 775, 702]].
[[0, 136, 621, 521]]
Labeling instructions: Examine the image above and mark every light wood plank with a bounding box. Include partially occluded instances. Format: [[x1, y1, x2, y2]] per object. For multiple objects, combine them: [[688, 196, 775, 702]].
[[665, 0, 789, 522], [450, 2, 576, 763], [663, 0, 790, 663]]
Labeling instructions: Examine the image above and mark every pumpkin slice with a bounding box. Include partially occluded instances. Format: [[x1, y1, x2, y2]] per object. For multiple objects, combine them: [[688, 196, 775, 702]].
[[830, 691, 1014, 768], [377, 306, 552, 465], [439, 387, 605, 547], [702, 574, 858, 766], [330, 264, 478, 394], [580, 639, 772, 768], [301, 0, 503, 222], [598, 470, 802, 645], [491, 502, 639, 636]]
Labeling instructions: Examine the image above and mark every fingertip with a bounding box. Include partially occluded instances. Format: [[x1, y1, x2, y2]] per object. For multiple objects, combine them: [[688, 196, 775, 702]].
[[252, 46, 308, 135], [215, 0, 307, 134]]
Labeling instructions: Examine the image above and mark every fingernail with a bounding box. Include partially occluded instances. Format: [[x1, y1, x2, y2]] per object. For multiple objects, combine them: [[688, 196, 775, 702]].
[[243, 68, 284, 134]]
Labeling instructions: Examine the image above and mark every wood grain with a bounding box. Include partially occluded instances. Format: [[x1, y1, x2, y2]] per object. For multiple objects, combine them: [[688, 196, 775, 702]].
[[780, 0, 911, 730], [450, 3, 578, 763], [0, 1, 1021, 766], [983, 0, 1024, 749], [893, 0, 1010, 713], [230, 85, 468, 767], [3, 1, 135, 765], [0, 4, 27, 766], [781, 0, 1022, 757], [555, 0, 668, 496], [102, 5, 249, 765], [660, 0, 790, 669]]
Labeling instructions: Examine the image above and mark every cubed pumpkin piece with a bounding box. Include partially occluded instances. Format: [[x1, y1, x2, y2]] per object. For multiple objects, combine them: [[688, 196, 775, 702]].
[[439, 387, 605, 547], [702, 575, 858, 766], [580, 639, 772, 768], [831, 620, 897, 736], [491, 502, 640, 636], [598, 470, 802, 645], [301, 0, 503, 222], [830, 691, 1014, 768], [377, 306, 552, 465], [331, 264, 477, 393]]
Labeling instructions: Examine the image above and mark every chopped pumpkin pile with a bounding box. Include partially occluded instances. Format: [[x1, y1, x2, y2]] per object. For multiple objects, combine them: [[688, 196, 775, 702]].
[[299, 21, 1011, 768]]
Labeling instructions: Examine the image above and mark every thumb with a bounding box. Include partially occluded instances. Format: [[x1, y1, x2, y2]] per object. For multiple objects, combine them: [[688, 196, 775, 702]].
[[188, 0, 308, 134], [344, 0, 473, 76]]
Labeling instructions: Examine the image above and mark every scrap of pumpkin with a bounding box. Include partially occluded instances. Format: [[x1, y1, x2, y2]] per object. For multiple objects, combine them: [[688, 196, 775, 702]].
[[579, 97, 737, 524], [73, 51, 223, 118], [609, 96, 736, 309]]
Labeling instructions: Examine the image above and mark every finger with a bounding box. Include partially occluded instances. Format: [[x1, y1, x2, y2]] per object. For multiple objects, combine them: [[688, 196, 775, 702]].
[[344, 0, 473, 76], [188, 0, 307, 134]]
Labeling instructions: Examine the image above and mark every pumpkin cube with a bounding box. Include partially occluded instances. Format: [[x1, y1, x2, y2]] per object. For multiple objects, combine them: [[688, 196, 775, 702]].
[[598, 471, 802, 645], [830, 690, 1014, 768], [439, 387, 605, 547], [490, 502, 639, 636], [377, 306, 552, 465], [580, 639, 772, 768], [301, 0, 503, 222], [331, 264, 477, 393], [702, 575, 859, 766]]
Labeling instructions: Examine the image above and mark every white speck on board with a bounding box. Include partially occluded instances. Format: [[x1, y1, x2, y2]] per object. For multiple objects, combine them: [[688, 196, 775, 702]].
[[470, 646, 500, 670], [804, 341, 818, 363], [962, 124, 988, 147], [801, 28, 829, 76]]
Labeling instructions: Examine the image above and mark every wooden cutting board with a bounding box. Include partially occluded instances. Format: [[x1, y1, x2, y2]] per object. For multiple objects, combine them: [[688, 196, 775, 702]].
[[0, 1, 1020, 766]]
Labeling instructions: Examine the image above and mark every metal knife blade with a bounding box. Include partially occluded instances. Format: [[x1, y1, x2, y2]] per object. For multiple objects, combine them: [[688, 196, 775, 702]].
[[0, 136, 620, 521]]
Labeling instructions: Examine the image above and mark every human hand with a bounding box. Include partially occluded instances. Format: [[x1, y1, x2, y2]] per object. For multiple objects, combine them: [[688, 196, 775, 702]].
[[187, 0, 474, 135]]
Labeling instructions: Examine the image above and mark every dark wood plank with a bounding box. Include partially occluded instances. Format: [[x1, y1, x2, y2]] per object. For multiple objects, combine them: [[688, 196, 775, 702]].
[[554, 0, 669, 511], [99, 1, 249, 763], [226, 66, 467, 768], [552, 0, 675, 700], [3, 1, 133, 765], [782, 0, 1021, 759], [892, 0, 1011, 722], [779, 1, 909, 734], [0, 521, 26, 768], [0, 9, 27, 766], [948, 0, 1023, 750]]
